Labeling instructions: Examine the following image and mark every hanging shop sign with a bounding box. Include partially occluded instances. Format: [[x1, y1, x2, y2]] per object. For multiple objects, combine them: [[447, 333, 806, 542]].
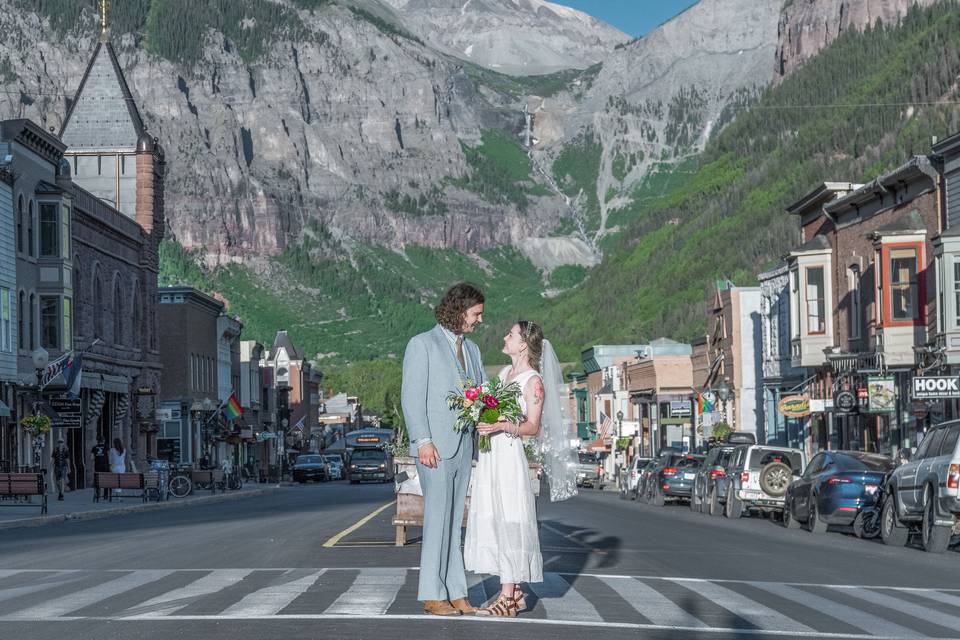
[[778, 395, 811, 417], [834, 391, 858, 415], [867, 376, 896, 414], [911, 376, 960, 400]]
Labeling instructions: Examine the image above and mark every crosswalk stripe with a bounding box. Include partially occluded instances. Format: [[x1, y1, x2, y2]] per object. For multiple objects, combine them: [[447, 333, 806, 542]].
[[122, 570, 252, 618], [598, 577, 706, 627], [910, 588, 960, 608], [4, 571, 172, 619], [676, 579, 813, 633], [840, 587, 960, 632], [221, 570, 326, 616], [0, 572, 82, 603], [323, 568, 406, 615], [750, 582, 923, 638], [528, 573, 603, 623]]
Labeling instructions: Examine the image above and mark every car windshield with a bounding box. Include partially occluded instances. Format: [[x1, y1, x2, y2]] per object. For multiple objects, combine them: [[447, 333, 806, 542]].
[[352, 449, 385, 461], [578, 452, 599, 464], [295, 456, 323, 465], [838, 453, 895, 472], [748, 448, 802, 471]]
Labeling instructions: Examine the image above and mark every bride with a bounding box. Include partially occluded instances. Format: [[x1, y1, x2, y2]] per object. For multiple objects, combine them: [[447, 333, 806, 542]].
[[463, 320, 578, 617]]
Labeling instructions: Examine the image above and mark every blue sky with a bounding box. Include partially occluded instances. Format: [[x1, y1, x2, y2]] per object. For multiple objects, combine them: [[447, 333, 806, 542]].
[[559, 0, 699, 37]]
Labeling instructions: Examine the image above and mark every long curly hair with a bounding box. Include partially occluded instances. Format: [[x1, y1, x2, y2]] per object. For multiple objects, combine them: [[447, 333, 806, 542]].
[[435, 283, 485, 333], [518, 320, 544, 372]]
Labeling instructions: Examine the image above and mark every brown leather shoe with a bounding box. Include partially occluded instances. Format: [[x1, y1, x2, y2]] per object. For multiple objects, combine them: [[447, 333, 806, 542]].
[[423, 599, 461, 616], [450, 597, 477, 614]]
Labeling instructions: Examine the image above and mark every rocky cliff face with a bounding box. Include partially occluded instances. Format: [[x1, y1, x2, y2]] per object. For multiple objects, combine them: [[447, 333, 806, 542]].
[[380, 0, 630, 75], [775, 0, 941, 80]]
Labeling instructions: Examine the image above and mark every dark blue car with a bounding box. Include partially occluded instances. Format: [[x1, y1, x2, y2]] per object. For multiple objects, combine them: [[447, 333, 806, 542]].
[[783, 451, 894, 532]]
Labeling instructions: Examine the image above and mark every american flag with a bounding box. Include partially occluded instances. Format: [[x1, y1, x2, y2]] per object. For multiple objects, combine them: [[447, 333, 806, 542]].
[[597, 411, 613, 441]]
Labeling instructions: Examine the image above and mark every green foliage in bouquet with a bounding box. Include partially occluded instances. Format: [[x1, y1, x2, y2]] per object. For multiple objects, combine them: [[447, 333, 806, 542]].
[[21, 414, 51, 436]]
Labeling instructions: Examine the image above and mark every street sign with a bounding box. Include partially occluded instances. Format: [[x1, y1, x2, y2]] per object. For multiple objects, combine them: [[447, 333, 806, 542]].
[[912, 375, 960, 399], [778, 395, 811, 417], [47, 394, 81, 428], [834, 391, 857, 415]]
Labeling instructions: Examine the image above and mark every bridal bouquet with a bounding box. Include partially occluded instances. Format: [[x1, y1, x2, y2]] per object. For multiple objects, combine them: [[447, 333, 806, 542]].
[[447, 378, 524, 453]]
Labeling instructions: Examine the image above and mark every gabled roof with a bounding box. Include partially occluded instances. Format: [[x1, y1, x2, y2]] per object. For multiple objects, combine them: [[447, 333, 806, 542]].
[[60, 41, 147, 152], [270, 330, 302, 361], [824, 156, 938, 216]]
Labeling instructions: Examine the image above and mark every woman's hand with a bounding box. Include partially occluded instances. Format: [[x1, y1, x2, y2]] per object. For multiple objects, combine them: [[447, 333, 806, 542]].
[[476, 421, 505, 435]]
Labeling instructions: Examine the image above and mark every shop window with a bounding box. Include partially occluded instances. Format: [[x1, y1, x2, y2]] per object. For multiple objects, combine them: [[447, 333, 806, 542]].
[[62, 297, 71, 351], [40, 296, 59, 350], [890, 247, 919, 321], [848, 266, 861, 339], [39, 203, 58, 257]]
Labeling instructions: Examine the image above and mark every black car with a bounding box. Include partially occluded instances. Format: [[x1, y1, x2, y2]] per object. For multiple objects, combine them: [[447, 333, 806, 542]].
[[348, 447, 394, 484], [292, 454, 330, 483], [692, 432, 756, 514], [646, 452, 704, 506]]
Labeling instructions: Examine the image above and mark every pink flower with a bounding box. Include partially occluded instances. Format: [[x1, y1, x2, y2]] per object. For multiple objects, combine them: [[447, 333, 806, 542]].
[[465, 387, 481, 401], [482, 395, 499, 409]]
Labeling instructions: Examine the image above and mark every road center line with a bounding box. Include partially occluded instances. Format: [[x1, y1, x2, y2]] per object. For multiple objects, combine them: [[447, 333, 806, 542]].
[[322, 501, 396, 549]]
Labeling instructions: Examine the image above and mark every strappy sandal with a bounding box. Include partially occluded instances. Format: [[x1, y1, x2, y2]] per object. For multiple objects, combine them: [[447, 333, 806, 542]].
[[513, 587, 527, 611], [475, 593, 518, 618]]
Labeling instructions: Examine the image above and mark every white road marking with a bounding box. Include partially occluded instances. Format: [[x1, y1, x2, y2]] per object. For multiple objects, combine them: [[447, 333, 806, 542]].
[[121, 569, 252, 618], [749, 581, 922, 638], [3, 571, 172, 619], [839, 587, 960, 632], [680, 579, 814, 633], [220, 569, 326, 616], [600, 577, 706, 628], [528, 573, 602, 623], [324, 568, 406, 615], [908, 588, 960, 608], [0, 572, 83, 603]]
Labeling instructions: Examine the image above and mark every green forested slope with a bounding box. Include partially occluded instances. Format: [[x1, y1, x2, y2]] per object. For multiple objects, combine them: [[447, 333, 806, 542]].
[[539, 2, 960, 358]]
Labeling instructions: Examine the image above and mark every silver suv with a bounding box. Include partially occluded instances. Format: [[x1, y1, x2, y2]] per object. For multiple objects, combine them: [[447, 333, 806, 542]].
[[882, 420, 960, 553], [721, 445, 806, 518]]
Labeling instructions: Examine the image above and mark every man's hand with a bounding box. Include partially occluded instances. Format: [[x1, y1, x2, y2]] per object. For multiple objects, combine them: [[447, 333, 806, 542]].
[[418, 442, 440, 469]]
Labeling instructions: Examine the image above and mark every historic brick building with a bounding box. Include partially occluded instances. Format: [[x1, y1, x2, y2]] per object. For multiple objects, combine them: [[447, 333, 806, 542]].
[[58, 23, 165, 481]]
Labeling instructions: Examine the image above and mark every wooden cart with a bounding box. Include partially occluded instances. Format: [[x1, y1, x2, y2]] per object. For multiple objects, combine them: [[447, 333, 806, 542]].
[[392, 456, 541, 546]]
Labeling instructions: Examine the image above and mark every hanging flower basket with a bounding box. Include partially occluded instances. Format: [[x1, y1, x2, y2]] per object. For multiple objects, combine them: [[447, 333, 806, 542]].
[[21, 414, 51, 436]]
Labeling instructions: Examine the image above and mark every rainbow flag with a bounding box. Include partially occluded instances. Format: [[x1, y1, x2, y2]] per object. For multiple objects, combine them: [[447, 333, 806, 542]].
[[223, 393, 243, 420], [698, 393, 715, 414]]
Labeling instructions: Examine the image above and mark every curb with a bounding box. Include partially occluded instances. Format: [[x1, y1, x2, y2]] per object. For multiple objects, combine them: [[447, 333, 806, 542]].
[[0, 485, 284, 531]]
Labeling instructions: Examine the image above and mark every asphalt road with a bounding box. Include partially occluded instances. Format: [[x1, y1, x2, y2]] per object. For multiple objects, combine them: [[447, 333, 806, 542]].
[[2, 481, 960, 639]]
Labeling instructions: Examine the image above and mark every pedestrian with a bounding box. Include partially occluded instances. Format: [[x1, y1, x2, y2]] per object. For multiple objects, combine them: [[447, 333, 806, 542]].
[[109, 438, 126, 497], [91, 436, 109, 500], [52, 438, 71, 501]]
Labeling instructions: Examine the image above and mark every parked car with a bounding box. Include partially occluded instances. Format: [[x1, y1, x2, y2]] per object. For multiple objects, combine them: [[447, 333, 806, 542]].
[[882, 419, 960, 553], [783, 451, 894, 532], [620, 457, 652, 500], [691, 432, 756, 514], [645, 452, 704, 506], [292, 454, 330, 483], [576, 451, 605, 489], [348, 447, 394, 484], [322, 454, 345, 480], [721, 444, 806, 518]]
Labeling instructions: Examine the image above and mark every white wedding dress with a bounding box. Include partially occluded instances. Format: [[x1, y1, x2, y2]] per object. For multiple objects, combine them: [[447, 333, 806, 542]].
[[464, 366, 543, 584]]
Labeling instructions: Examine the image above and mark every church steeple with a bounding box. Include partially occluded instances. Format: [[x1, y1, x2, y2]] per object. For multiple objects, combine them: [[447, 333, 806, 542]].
[[99, 0, 109, 42]]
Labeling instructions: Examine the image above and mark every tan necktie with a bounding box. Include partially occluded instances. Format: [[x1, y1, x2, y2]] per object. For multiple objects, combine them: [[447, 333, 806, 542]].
[[455, 336, 466, 371]]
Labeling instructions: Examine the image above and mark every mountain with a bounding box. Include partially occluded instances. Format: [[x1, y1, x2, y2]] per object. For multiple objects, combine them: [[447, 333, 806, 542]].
[[775, 0, 942, 80], [539, 1, 960, 359], [378, 0, 630, 75]]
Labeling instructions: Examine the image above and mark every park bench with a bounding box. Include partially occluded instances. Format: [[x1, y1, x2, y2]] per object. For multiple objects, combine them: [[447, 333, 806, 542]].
[[0, 473, 47, 514], [93, 472, 147, 503], [190, 469, 225, 494]]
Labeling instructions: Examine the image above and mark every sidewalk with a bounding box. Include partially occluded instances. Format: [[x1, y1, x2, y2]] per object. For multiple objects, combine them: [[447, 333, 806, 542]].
[[0, 483, 283, 530]]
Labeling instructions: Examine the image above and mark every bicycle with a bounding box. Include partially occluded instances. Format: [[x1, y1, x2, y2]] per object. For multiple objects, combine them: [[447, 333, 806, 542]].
[[168, 465, 193, 498]]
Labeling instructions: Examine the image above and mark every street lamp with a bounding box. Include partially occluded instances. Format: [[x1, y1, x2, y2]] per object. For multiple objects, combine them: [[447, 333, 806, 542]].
[[30, 348, 49, 474], [715, 379, 732, 429]]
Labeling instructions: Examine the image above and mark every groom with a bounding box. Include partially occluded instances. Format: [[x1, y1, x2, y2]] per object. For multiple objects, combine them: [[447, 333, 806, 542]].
[[401, 282, 486, 616]]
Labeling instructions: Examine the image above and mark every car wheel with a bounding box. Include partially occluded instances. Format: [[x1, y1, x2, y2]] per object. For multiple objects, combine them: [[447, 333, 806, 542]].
[[805, 496, 827, 533], [922, 485, 951, 553], [689, 489, 699, 512], [709, 487, 722, 517], [725, 491, 743, 519], [759, 462, 792, 498], [783, 498, 800, 529], [880, 494, 908, 547]]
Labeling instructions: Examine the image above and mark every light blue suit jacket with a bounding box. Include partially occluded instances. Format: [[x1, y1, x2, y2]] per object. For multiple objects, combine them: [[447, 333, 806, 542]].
[[401, 325, 485, 460]]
